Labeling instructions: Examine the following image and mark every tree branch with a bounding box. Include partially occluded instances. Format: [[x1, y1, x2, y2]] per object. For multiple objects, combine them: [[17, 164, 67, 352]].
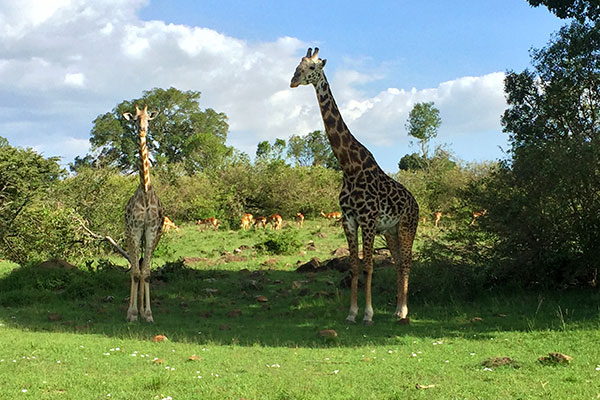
[[74, 216, 131, 266]]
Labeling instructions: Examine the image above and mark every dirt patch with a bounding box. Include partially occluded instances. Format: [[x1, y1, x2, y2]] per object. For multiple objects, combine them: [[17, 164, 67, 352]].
[[481, 357, 521, 368], [37, 259, 78, 270]]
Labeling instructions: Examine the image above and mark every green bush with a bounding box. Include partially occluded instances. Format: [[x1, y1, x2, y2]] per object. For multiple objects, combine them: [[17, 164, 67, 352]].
[[255, 229, 302, 255]]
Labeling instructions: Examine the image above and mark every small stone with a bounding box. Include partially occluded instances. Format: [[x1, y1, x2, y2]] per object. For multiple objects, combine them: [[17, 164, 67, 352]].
[[152, 334, 168, 342], [319, 329, 338, 338]]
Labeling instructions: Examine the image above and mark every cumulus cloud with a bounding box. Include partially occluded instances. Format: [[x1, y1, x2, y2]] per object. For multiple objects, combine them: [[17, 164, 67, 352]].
[[0, 0, 508, 169]]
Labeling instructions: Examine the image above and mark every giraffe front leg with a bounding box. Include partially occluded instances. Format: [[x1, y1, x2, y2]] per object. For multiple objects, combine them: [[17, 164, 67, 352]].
[[361, 223, 376, 325], [395, 221, 416, 324], [126, 240, 141, 322], [343, 218, 359, 323]]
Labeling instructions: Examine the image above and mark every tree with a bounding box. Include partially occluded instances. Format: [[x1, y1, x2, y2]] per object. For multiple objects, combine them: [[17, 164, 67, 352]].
[[87, 87, 232, 174], [487, 20, 600, 285], [0, 144, 68, 263], [0, 136, 8, 148], [256, 138, 287, 163], [527, 0, 600, 21], [398, 152, 428, 171], [405, 102, 442, 159], [287, 130, 339, 169]]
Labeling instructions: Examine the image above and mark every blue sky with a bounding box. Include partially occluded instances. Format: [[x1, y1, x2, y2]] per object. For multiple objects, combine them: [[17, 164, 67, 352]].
[[0, 0, 566, 171]]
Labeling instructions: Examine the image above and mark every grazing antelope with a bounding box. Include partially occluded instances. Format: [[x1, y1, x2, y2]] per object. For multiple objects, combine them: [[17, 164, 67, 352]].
[[295, 212, 304, 227], [197, 217, 219, 230], [267, 214, 283, 230], [163, 216, 179, 233], [434, 212, 442, 228], [254, 216, 267, 229], [240, 213, 254, 230], [320, 211, 342, 222], [470, 209, 487, 226]]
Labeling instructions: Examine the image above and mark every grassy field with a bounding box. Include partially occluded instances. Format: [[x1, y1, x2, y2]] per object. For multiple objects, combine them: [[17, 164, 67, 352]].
[[1, 220, 599, 399]]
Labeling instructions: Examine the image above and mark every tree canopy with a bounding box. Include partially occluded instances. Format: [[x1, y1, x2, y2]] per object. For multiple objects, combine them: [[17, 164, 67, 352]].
[[527, 0, 600, 21], [487, 20, 600, 284], [287, 130, 339, 169], [405, 102, 442, 159], [83, 87, 231, 174]]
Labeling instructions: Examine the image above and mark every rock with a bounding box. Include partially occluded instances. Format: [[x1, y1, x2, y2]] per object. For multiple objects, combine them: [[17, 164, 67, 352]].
[[295, 257, 321, 272], [319, 329, 338, 338], [331, 247, 350, 257], [256, 295, 268, 303], [48, 313, 62, 321], [101, 295, 114, 303], [152, 334, 168, 342], [228, 309, 243, 317]]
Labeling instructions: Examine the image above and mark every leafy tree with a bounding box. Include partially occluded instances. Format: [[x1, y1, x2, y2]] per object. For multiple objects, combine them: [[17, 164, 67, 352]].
[[405, 102, 442, 159], [256, 138, 287, 163], [287, 130, 339, 169], [485, 20, 600, 286], [398, 152, 428, 171], [0, 136, 8, 148], [87, 87, 232, 174], [527, 0, 600, 21], [0, 144, 68, 263]]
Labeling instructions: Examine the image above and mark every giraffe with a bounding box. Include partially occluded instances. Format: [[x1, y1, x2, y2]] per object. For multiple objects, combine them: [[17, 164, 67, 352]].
[[123, 104, 164, 323], [291, 48, 419, 324]]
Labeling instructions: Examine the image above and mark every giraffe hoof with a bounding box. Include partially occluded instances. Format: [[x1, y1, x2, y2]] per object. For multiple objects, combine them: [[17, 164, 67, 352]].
[[397, 317, 411, 325], [345, 317, 357, 324], [363, 320, 374, 326], [126, 315, 138, 322]]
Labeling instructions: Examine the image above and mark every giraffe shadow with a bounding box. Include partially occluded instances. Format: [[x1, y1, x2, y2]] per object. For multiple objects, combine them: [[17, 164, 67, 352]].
[[0, 260, 598, 347]]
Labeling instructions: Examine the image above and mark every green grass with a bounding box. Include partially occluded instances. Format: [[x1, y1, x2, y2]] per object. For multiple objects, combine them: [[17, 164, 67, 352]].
[[1, 220, 599, 399]]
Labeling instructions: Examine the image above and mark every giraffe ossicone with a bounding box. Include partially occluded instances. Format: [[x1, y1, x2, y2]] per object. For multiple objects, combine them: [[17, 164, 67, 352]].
[[291, 48, 420, 324]]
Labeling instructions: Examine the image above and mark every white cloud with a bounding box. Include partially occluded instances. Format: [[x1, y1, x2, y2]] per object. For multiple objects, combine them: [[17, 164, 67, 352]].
[[64, 72, 85, 87], [0, 0, 508, 169]]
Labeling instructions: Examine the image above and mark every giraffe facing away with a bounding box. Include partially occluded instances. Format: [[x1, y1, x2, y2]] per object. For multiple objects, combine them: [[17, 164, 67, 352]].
[[291, 48, 420, 324], [123, 104, 164, 323]]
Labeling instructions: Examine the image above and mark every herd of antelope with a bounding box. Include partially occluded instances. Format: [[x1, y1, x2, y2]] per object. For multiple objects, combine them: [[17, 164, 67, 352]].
[[162, 209, 487, 233]]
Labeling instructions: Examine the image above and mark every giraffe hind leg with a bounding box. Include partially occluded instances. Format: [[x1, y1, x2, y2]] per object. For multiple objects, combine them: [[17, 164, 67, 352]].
[[126, 231, 142, 322], [394, 218, 417, 323]]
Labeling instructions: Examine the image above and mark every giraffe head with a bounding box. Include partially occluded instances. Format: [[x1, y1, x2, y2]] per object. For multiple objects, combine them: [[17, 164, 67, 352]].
[[123, 104, 158, 136], [290, 47, 327, 88]]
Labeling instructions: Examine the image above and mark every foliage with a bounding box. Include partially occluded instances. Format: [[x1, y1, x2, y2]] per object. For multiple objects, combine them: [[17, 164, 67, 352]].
[[405, 101, 442, 158], [527, 0, 600, 21], [484, 20, 600, 286], [86, 87, 232, 174], [254, 229, 302, 255], [0, 144, 65, 262], [287, 130, 339, 169], [256, 138, 287, 162], [398, 152, 428, 171]]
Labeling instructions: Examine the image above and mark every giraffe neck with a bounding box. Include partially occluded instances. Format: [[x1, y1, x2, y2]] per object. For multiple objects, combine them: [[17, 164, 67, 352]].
[[314, 74, 378, 176], [138, 130, 151, 192]]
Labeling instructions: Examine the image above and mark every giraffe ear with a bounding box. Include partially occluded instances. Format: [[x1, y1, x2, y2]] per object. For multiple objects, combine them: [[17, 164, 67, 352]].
[[148, 111, 159, 120], [123, 112, 133, 121], [321, 59, 327, 68]]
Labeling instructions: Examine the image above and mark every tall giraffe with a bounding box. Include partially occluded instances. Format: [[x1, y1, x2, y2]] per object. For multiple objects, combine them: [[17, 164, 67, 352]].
[[123, 104, 164, 323], [291, 48, 419, 324]]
